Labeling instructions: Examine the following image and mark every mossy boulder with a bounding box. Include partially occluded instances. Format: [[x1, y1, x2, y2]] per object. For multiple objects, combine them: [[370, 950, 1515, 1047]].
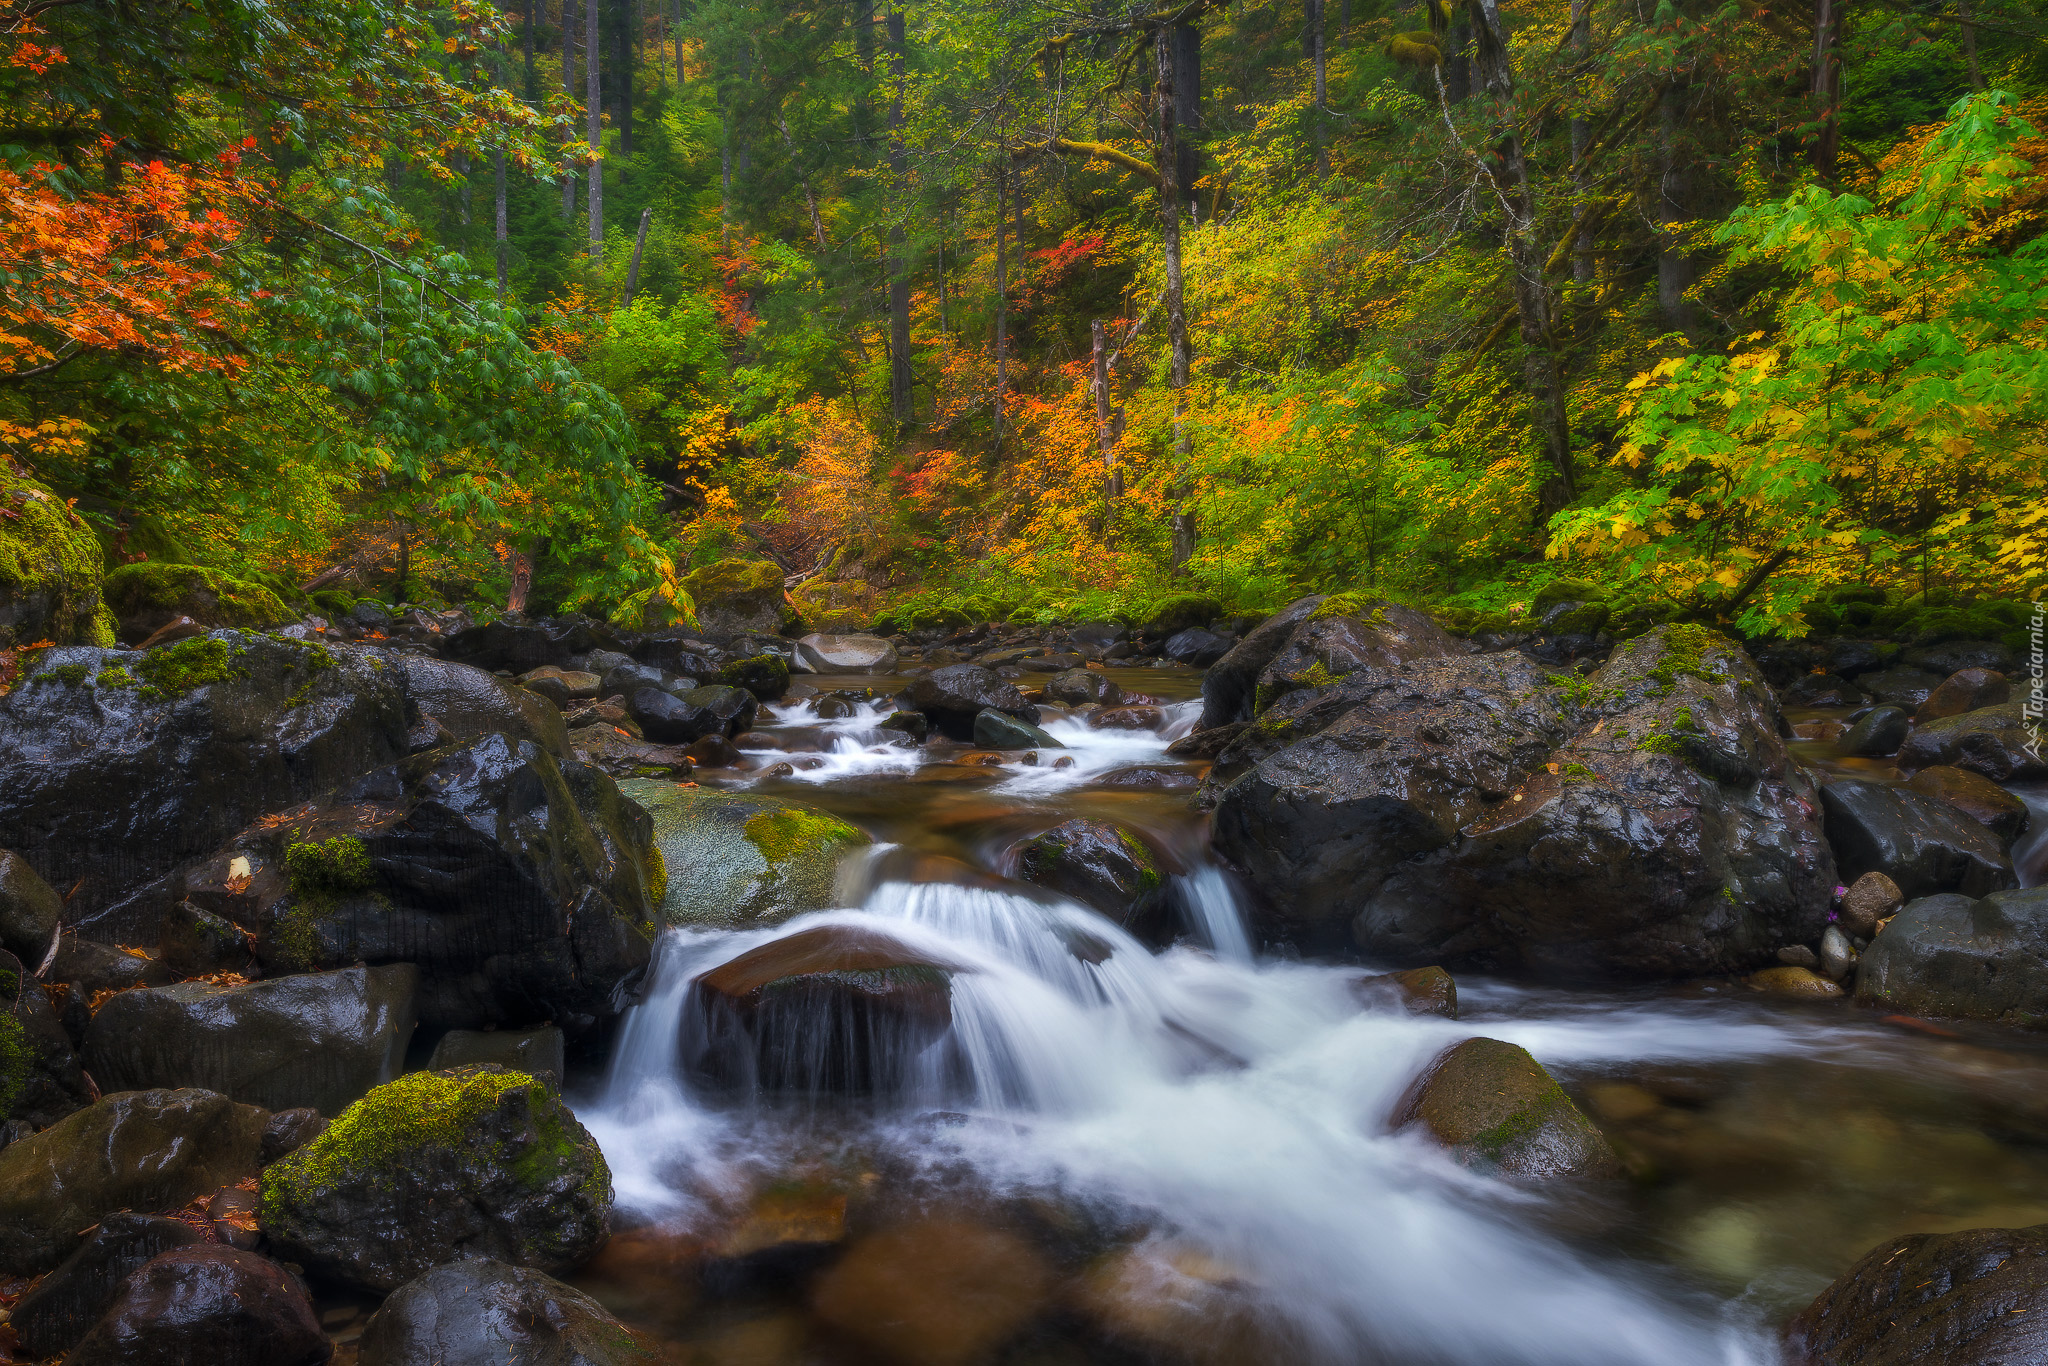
[[360, 1258, 653, 1366], [101, 562, 294, 643], [0, 469, 108, 648], [0, 847, 61, 964], [608, 583, 693, 632], [620, 780, 869, 931], [1141, 594, 1223, 638], [260, 1066, 613, 1292], [682, 560, 789, 637], [1013, 819, 1169, 941], [1395, 1037, 1619, 1179]]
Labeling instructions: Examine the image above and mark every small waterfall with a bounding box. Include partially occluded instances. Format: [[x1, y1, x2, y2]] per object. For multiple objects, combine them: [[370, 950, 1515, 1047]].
[[1175, 864, 1255, 963]]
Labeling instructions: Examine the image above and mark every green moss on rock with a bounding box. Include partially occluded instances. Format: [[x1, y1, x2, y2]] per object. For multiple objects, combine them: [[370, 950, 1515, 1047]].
[[102, 562, 292, 632], [683, 559, 783, 598], [132, 635, 245, 701], [0, 469, 106, 648], [0, 1011, 29, 1119], [742, 807, 863, 865]]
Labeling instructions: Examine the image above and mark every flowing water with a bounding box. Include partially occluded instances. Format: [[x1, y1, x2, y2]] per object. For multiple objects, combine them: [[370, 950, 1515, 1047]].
[[572, 670, 2048, 1366]]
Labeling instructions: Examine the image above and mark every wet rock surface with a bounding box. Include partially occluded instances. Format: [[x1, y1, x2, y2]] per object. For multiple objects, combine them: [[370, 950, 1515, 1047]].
[[1897, 702, 2048, 783], [1905, 765, 2032, 844], [1856, 887, 2048, 1026], [261, 1066, 612, 1292], [627, 682, 757, 742], [443, 613, 622, 674], [624, 780, 868, 930], [1787, 1222, 2048, 1366], [1013, 819, 1168, 937], [908, 664, 1040, 741], [63, 1244, 332, 1366], [0, 847, 61, 963], [359, 1257, 652, 1366], [1819, 780, 2015, 900], [7, 1212, 207, 1359], [794, 632, 899, 674], [397, 654, 571, 757], [1397, 1037, 1619, 1178], [83, 964, 418, 1115]]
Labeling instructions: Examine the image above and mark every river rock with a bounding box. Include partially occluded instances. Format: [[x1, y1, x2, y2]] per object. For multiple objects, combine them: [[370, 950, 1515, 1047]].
[[1906, 765, 2031, 844], [600, 659, 685, 699], [1199, 596, 1325, 729], [1073, 1240, 1267, 1366], [84, 965, 417, 1115], [0, 632, 409, 932], [1904, 639, 2017, 676], [1143, 595, 1223, 638], [630, 633, 723, 680], [1014, 820, 1167, 935], [880, 710, 930, 743], [262, 1067, 611, 1291], [716, 652, 792, 700], [1819, 780, 2015, 899], [1214, 626, 1835, 978], [1857, 666, 1946, 709], [567, 724, 697, 781], [443, 614, 622, 674], [1071, 621, 1128, 652], [1838, 705, 1910, 758], [684, 560, 790, 636], [62, 1245, 331, 1366], [1786, 1222, 2048, 1365], [1897, 702, 2048, 783], [1254, 602, 1462, 711], [1045, 667, 1123, 706], [194, 734, 659, 1033], [795, 633, 899, 674], [908, 664, 1040, 742], [1855, 887, 2048, 1026], [1748, 964, 1845, 997], [358, 1258, 651, 1366], [1820, 925, 1857, 981], [156, 897, 250, 976], [690, 926, 962, 1095], [1353, 965, 1459, 1018], [628, 683, 757, 742], [429, 1025, 566, 1083], [622, 780, 868, 930], [8, 1213, 207, 1359], [1785, 672, 1866, 707], [0, 1087, 267, 1273], [972, 707, 1063, 750], [1395, 1037, 1619, 1179], [101, 562, 294, 643], [0, 847, 60, 964], [1915, 667, 2011, 723], [811, 1218, 1053, 1366], [1838, 871, 1904, 937], [515, 666, 601, 710], [1163, 628, 1235, 667], [3, 953, 91, 1128], [0, 468, 109, 649]]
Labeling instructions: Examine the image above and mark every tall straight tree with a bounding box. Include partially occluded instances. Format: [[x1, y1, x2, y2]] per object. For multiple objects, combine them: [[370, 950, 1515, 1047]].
[[992, 159, 1007, 456], [562, 0, 578, 217], [1810, 0, 1843, 178], [886, 6, 911, 424], [1157, 29, 1195, 568], [587, 0, 603, 256], [614, 0, 633, 157]]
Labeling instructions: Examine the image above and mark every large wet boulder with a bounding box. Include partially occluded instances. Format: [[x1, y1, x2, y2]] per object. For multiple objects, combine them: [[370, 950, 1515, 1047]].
[[690, 925, 962, 1095], [627, 683, 757, 743], [396, 655, 569, 757], [8, 1213, 207, 1360], [621, 780, 867, 930], [795, 632, 899, 674], [1045, 667, 1123, 707], [1014, 820, 1167, 935], [972, 708, 1063, 750], [1214, 626, 1836, 978], [683, 560, 789, 637], [907, 664, 1040, 742], [63, 1245, 331, 1366], [189, 734, 659, 1032], [443, 613, 622, 674], [1838, 706, 1910, 758], [84, 965, 418, 1115], [1897, 702, 2048, 784], [3, 951, 92, 1128], [261, 1067, 612, 1292], [715, 652, 791, 701], [1906, 766, 2031, 845], [0, 846, 61, 963], [1819, 780, 2015, 900], [0, 631, 409, 932], [1198, 595, 1326, 729], [0, 1088, 267, 1274], [101, 562, 293, 643], [1163, 627, 1235, 667], [1395, 1037, 1618, 1179], [1855, 887, 2048, 1026], [1252, 600, 1462, 712], [1915, 667, 2011, 723], [629, 632, 723, 679], [0, 468, 110, 648], [359, 1258, 651, 1366], [1786, 1222, 2048, 1365]]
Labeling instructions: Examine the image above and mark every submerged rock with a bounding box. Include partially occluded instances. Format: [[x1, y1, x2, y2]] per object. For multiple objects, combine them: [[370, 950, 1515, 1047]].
[[1819, 780, 2014, 900], [1748, 965, 1846, 998], [0, 1087, 267, 1274], [1395, 1037, 1619, 1179], [690, 925, 961, 1095], [261, 1067, 612, 1292], [84, 964, 418, 1115], [810, 1219, 1053, 1366], [1013, 819, 1168, 937], [8, 1213, 206, 1360], [622, 780, 868, 930], [359, 1258, 652, 1366], [1786, 1222, 2048, 1365], [63, 1245, 331, 1366], [1353, 965, 1459, 1018], [1856, 887, 2048, 1026]]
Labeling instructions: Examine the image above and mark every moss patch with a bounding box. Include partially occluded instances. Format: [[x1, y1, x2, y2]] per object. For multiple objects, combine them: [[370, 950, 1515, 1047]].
[[101, 562, 291, 629], [1117, 829, 1163, 891], [0, 470, 106, 647], [277, 836, 373, 970], [683, 559, 784, 598], [0, 1011, 30, 1119], [132, 636, 244, 701], [31, 663, 89, 687], [94, 664, 136, 689], [1643, 623, 1728, 693], [743, 808, 863, 865]]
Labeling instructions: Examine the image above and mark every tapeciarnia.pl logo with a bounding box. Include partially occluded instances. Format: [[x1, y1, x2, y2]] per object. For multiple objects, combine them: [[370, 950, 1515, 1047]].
[[2026, 602, 2045, 762]]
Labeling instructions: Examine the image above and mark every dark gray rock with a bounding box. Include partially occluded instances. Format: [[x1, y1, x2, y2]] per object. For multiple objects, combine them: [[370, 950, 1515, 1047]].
[[3, 951, 91, 1128], [429, 1025, 566, 1082], [1162, 628, 1234, 667], [630, 633, 723, 679], [1819, 780, 2015, 900], [627, 683, 757, 743], [398, 655, 570, 757], [262, 1107, 328, 1162], [1857, 666, 1946, 709], [1855, 887, 2048, 1026], [1014, 820, 1168, 936], [443, 614, 623, 674], [1784, 672, 1866, 707], [261, 1067, 612, 1292], [1069, 621, 1128, 652], [0, 1088, 267, 1274], [1903, 639, 2017, 676], [879, 711, 929, 743], [907, 664, 1040, 742], [1897, 703, 2048, 784], [84, 965, 417, 1115], [0, 632, 409, 932], [1906, 766, 2031, 845], [156, 898, 250, 976], [1786, 1222, 2048, 1365], [1045, 667, 1123, 706], [599, 660, 682, 699], [1839, 705, 1911, 757], [1915, 667, 2011, 722], [63, 1244, 331, 1366], [972, 709, 1064, 750], [0, 847, 60, 964], [359, 1258, 650, 1366], [1253, 604, 1462, 712], [1198, 596, 1326, 729], [9, 1213, 208, 1359]]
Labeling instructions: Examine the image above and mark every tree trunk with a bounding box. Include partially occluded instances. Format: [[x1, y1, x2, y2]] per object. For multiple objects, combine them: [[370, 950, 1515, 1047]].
[[524, 0, 536, 98], [587, 0, 603, 257], [937, 218, 948, 334], [993, 162, 1008, 457], [494, 147, 509, 301], [1093, 319, 1120, 503], [1569, 0, 1593, 284], [625, 205, 652, 301], [1158, 32, 1196, 570], [1810, 0, 1842, 181], [1655, 80, 1695, 336], [1958, 0, 1983, 89], [1310, 0, 1329, 178], [854, 0, 876, 151], [719, 124, 732, 251], [615, 0, 633, 158], [562, 0, 578, 218], [1173, 22, 1202, 216], [1338, 0, 1349, 48], [779, 114, 830, 250], [886, 8, 912, 425], [1470, 0, 1574, 513], [508, 551, 533, 613]]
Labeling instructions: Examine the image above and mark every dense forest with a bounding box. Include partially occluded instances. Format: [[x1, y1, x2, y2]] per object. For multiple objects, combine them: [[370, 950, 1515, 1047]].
[[2, 0, 2044, 648]]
